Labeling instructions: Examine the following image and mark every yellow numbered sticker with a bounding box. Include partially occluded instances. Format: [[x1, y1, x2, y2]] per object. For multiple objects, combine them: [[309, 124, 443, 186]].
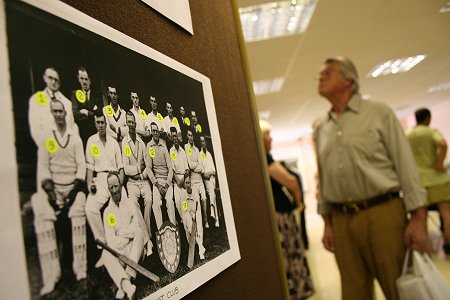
[[187, 146, 192, 157], [148, 147, 155, 158], [35, 91, 48, 107], [139, 109, 147, 120], [196, 124, 202, 133], [90, 144, 100, 157], [157, 113, 163, 123], [201, 151, 206, 160], [75, 90, 86, 103], [173, 117, 178, 126], [105, 105, 114, 117], [182, 200, 188, 212], [185, 117, 190, 126], [123, 145, 131, 157], [170, 150, 177, 161], [107, 213, 117, 227], [45, 138, 58, 154]]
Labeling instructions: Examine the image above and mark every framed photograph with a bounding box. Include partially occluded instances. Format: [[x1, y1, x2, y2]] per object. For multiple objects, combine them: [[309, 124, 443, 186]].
[[0, 0, 240, 299]]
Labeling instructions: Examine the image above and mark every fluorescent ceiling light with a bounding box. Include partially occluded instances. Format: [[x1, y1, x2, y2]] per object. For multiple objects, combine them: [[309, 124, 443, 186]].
[[427, 82, 450, 93], [440, 1, 450, 13], [239, 0, 318, 42], [258, 110, 271, 119], [253, 77, 284, 95], [368, 55, 426, 78]]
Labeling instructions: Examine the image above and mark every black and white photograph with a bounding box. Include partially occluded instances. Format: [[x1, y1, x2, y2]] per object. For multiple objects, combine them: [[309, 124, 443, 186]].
[[1, 0, 240, 299]]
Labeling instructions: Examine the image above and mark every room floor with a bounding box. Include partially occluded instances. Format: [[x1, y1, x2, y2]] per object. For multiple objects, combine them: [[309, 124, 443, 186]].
[[304, 211, 450, 300]]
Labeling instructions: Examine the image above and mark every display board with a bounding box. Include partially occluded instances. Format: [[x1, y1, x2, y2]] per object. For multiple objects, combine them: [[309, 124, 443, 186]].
[[0, 0, 288, 299]]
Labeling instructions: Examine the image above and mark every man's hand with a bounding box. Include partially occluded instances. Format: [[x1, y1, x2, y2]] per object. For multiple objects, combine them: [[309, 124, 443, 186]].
[[322, 216, 335, 252], [42, 179, 58, 210], [404, 207, 430, 252]]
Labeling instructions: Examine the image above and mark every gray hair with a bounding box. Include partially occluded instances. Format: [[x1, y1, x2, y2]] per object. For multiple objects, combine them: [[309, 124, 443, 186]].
[[325, 56, 359, 94]]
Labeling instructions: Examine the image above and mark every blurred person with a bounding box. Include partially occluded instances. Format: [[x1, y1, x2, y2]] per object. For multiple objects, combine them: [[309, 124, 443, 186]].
[[102, 172, 149, 299], [314, 56, 428, 300], [169, 126, 189, 218], [122, 111, 156, 255], [85, 110, 124, 246], [199, 135, 219, 227], [407, 108, 450, 253], [103, 84, 127, 143], [184, 129, 208, 228], [180, 174, 206, 260], [28, 67, 77, 147], [71, 66, 100, 146], [129, 91, 149, 140], [145, 122, 174, 226], [31, 100, 86, 295], [259, 119, 314, 300]]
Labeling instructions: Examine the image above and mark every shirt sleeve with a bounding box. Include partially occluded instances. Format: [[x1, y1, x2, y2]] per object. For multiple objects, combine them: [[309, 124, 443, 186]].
[[145, 143, 157, 185], [74, 136, 86, 180]]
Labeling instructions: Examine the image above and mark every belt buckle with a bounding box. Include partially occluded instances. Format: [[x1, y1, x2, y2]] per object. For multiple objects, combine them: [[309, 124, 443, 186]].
[[343, 203, 361, 214]]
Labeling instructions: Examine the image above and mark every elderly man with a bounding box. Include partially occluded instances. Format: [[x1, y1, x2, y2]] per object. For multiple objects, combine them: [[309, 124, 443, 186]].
[[31, 100, 86, 295], [184, 129, 208, 228], [103, 84, 127, 143], [71, 66, 99, 146], [102, 172, 149, 300], [122, 111, 159, 254], [85, 110, 124, 245], [199, 136, 219, 227], [314, 56, 428, 300], [28, 67, 77, 147], [145, 122, 174, 226]]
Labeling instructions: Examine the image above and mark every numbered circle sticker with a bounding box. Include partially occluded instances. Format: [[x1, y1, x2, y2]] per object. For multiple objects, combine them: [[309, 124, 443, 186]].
[[170, 150, 177, 161], [107, 213, 117, 227], [201, 151, 206, 161], [185, 117, 191, 126], [90, 144, 100, 157], [172, 117, 179, 126], [139, 109, 147, 120], [45, 138, 58, 154], [75, 90, 86, 103], [157, 113, 163, 123], [196, 124, 202, 133], [148, 147, 156, 158], [35, 91, 48, 107], [182, 200, 188, 212], [105, 105, 114, 117], [187, 146, 192, 157], [123, 145, 131, 157]]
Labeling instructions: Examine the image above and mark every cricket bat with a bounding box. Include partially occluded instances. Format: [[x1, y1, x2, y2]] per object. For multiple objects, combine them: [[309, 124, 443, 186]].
[[187, 202, 198, 269], [95, 239, 160, 282]]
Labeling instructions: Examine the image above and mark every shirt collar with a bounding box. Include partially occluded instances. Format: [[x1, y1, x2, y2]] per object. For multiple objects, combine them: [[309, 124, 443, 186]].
[[327, 93, 362, 120]]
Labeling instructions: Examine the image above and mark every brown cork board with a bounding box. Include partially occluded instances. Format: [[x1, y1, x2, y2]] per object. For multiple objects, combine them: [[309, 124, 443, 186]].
[[52, 1, 288, 299]]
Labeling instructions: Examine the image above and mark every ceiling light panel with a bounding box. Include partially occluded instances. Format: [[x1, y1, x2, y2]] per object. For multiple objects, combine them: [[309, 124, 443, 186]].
[[368, 55, 427, 78], [440, 1, 450, 13], [428, 82, 450, 93], [253, 77, 284, 95], [239, 0, 318, 42]]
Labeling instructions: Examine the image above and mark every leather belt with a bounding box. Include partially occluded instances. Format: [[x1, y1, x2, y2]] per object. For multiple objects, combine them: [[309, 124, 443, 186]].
[[331, 191, 400, 214]]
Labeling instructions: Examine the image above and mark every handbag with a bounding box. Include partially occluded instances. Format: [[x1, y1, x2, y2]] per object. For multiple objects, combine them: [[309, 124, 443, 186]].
[[396, 249, 450, 300]]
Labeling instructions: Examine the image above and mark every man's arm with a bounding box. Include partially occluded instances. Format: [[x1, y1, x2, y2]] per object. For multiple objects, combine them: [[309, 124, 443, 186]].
[[433, 138, 448, 172], [269, 161, 302, 208]]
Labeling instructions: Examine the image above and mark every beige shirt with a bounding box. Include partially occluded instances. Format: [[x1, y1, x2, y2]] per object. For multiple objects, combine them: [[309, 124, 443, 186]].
[[315, 94, 426, 214]]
